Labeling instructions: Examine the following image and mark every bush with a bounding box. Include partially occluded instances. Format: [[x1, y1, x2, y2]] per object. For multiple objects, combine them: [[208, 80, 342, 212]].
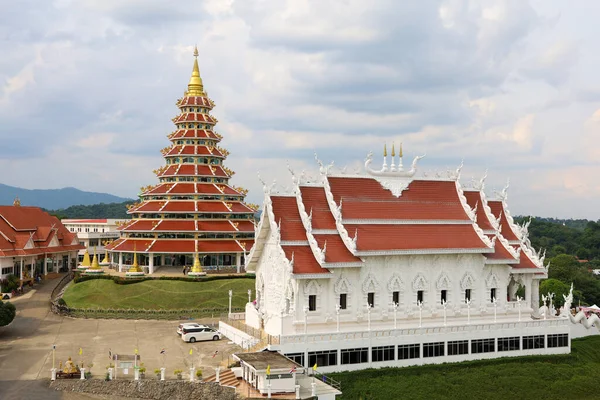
[[0, 274, 19, 293], [0, 300, 16, 326], [57, 298, 67, 306], [72, 274, 255, 286], [196, 369, 203, 379]]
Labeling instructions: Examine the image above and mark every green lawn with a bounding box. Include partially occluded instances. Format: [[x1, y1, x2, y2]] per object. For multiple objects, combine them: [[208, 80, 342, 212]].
[[62, 278, 255, 310], [331, 336, 600, 400]]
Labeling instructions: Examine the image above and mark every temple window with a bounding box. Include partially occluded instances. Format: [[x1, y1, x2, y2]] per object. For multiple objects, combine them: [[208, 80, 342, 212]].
[[392, 291, 399, 305], [339, 293, 347, 310], [441, 290, 447, 304], [308, 295, 317, 311], [417, 290, 424, 304], [490, 288, 497, 302], [367, 292, 375, 308], [465, 289, 472, 302]]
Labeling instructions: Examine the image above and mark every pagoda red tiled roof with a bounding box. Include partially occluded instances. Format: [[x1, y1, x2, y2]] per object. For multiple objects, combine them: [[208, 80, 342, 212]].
[[165, 145, 224, 158], [173, 113, 216, 124], [161, 201, 197, 213], [0, 206, 83, 257], [165, 183, 198, 194], [488, 201, 520, 242], [178, 96, 212, 107], [170, 129, 218, 140], [270, 196, 308, 241], [513, 250, 540, 269], [313, 234, 361, 263], [157, 165, 228, 178], [464, 191, 495, 232], [327, 178, 471, 221], [344, 224, 490, 252], [282, 245, 330, 275], [152, 220, 196, 231], [484, 234, 518, 262], [299, 186, 336, 230]]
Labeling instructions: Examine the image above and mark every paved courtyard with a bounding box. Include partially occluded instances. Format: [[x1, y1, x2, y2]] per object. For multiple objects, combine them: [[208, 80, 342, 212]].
[[0, 276, 241, 399]]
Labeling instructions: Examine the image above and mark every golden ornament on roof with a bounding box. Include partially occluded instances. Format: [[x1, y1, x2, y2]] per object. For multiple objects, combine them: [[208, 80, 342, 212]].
[[384, 143, 387, 157], [225, 202, 233, 210], [13, 196, 21, 207], [185, 45, 206, 97], [214, 133, 223, 140], [232, 186, 248, 196], [207, 146, 214, 154], [391, 143, 396, 157], [246, 203, 260, 211], [223, 167, 235, 177], [399, 142, 403, 158], [217, 146, 230, 157]]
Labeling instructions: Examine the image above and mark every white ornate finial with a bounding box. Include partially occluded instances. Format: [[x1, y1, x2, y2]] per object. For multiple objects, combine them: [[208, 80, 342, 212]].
[[500, 178, 510, 201], [455, 159, 464, 180]]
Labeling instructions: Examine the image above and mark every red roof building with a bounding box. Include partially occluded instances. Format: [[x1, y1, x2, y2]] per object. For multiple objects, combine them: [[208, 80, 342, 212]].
[[105, 47, 256, 274], [0, 200, 84, 281]]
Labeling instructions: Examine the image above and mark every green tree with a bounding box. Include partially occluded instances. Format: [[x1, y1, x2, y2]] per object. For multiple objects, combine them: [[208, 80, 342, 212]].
[[0, 300, 16, 326], [539, 279, 571, 308]]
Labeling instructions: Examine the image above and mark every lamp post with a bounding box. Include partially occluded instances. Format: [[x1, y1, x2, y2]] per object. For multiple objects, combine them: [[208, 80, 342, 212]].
[[516, 295, 523, 322], [228, 289, 233, 317], [442, 300, 447, 327], [417, 300, 423, 328], [335, 304, 341, 333], [493, 297, 498, 323], [393, 302, 399, 330], [366, 302, 373, 332], [466, 298, 471, 325]]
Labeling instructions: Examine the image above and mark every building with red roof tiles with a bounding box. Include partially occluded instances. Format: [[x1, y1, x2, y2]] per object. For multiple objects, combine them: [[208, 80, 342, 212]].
[[227, 147, 569, 373], [105, 48, 255, 274], [0, 200, 84, 282]]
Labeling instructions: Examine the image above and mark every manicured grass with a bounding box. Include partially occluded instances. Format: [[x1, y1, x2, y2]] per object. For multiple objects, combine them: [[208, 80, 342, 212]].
[[62, 278, 254, 310], [330, 336, 600, 400]]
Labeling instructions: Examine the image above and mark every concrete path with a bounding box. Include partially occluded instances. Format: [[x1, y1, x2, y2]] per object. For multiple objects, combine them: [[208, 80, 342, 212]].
[[0, 276, 241, 400]]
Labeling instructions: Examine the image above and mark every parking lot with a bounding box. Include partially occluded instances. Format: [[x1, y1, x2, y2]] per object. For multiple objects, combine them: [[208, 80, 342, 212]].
[[0, 277, 240, 399]]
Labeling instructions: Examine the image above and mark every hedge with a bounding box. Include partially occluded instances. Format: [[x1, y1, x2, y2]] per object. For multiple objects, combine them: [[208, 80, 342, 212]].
[[73, 273, 255, 285]]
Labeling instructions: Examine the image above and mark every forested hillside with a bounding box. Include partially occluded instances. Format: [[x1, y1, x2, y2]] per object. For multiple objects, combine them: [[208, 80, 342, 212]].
[[515, 216, 600, 307], [47, 201, 133, 219]]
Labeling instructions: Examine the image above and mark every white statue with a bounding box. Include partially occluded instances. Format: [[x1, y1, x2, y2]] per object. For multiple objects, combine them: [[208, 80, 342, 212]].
[[561, 283, 574, 317]]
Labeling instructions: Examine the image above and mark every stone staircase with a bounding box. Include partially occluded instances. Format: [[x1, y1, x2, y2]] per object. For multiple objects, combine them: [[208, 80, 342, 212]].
[[203, 368, 240, 388]]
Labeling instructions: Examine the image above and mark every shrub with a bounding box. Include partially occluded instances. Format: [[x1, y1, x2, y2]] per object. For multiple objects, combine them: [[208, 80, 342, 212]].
[[57, 298, 67, 306], [196, 369, 203, 379], [0, 300, 16, 326], [1, 274, 19, 293]]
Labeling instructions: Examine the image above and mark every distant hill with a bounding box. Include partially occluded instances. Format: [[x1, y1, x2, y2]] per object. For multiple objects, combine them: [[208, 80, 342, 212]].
[[0, 183, 134, 209], [47, 201, 134, 220]]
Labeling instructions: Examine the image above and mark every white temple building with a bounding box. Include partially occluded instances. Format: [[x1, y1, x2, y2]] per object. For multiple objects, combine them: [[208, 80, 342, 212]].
[[226, 147, 572, 373]]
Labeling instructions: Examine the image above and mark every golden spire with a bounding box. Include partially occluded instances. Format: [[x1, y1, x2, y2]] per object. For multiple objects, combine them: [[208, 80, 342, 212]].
[[399, 143, 403, 158], [185, 45, 205, 97], [383, 143, 387, 157], [101, 249, 109, 264], [13, 196, 20, 207], [191, 253, 203, 274], [391, 143, 396, 157], [129, 242, 142, 273], [81, 249, 91, 267], [90, 247, 101, 270]]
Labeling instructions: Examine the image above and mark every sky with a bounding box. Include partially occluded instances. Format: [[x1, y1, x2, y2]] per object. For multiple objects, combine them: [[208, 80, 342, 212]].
[[1, 0, 599, 219]]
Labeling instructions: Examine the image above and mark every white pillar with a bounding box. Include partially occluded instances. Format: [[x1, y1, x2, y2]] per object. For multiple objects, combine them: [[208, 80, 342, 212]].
[[160, 254, 165, 266], [20, 258, 24, 280], [80, 368, 86, 380], [160, 367, 166, 381], [108, 368, 113, 380], [51, 368, 57, 381], [189, 367, 195, 382], [149, 253, 155, 274], [44, 256, 48, 276], [267, 380, 272, 398], [295, 384, 301, 399], [531, 279, 540, 312], [134, 368, 140, 381], [216, 367, 220, 383], [311, 382, 317, 397], [236, 253, 242, 274], [119, 253, 123, 272]]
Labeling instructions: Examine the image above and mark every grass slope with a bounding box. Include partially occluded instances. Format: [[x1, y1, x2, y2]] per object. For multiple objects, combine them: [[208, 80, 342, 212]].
[[62, 278, 254, 310], [331, 336, 600, 400]]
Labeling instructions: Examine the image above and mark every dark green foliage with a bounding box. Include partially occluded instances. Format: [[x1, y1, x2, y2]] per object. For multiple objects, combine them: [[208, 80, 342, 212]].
[[331, 336, 600, 400], [46, 201, 134, 219], [0, 300, 16, 326], [0, 274, 19, 293], [73, 273, 255, 285]]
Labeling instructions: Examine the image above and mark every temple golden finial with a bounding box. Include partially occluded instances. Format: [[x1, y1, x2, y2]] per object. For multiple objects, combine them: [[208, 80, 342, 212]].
[[383, 143, 387, 157], [90, 247, 100, 270], [399, 142, 403, 158], [191, 253, 203, 274], [186, 45, 205, 97], [391, 143, 396, 157], [81, 249, 91, 267], [13, 196, 20, 207]]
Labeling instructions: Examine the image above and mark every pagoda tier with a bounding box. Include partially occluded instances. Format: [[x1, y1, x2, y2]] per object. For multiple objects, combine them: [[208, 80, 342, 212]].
[[106, 47, 256, 273]]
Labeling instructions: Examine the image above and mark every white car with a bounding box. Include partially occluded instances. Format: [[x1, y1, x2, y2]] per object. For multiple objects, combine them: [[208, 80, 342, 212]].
[[181, 326, 222, 343], [177, 323, 208, 336]]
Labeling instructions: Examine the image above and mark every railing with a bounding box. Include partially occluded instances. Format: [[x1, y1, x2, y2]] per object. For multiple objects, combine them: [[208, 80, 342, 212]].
[[222, 318, 281, 347], [50, 273, 73, 302], [313, 371, 342, 391]]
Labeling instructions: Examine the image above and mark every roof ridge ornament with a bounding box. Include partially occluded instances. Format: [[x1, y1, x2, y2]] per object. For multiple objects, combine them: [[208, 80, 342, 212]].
[[364, 147, 425, 178]]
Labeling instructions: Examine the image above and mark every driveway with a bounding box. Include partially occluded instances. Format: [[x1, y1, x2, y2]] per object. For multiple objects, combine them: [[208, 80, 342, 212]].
[[0, 276, 240, 400]]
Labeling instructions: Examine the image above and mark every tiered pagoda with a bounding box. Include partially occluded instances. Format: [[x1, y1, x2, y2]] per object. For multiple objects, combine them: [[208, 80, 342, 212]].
[[106, 47, 256, 274]]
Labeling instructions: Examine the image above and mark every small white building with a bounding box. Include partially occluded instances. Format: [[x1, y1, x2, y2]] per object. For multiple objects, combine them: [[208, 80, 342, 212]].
[[62, 219, 123, 263], [232, 150, 571, 373]]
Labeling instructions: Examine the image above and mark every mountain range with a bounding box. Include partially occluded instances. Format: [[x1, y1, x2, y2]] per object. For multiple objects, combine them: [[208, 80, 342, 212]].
[[0, 183, 134, 210]]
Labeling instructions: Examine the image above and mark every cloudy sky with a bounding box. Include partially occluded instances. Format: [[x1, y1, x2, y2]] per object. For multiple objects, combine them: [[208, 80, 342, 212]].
[[1, 0, 599, 219]]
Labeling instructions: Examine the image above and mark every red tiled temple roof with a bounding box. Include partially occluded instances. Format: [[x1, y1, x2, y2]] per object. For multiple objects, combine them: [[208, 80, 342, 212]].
[[313, 234, 361, 263], [513, 250, 540, 269], [488, 200, 520, 242], [165, 145, 224, 157], [178, 96, 213, 107], [344, 224, 490, 252], [170, 129, 218, 140], [0, 206, 83, 256], [299, 186, 336, 230], [282, 245, 330, 275], [270, 196, 308, 241], [173, 113, 216, 124], [328, 178, 471, 221], [464, 191, 495, 232], [484, 234, 518, 262]]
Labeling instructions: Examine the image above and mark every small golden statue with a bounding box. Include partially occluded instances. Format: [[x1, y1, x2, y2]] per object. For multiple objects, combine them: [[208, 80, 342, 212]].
[[62, 357, 79, 374]]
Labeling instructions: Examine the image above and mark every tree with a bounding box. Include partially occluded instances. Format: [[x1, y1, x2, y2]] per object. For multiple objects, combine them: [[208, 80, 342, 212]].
[[0, 300, 16, 326], [539, 279, 571, 308]]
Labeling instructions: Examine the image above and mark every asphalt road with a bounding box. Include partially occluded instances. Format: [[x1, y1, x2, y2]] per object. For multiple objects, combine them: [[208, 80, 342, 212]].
[[0, 276, 239, 400]]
